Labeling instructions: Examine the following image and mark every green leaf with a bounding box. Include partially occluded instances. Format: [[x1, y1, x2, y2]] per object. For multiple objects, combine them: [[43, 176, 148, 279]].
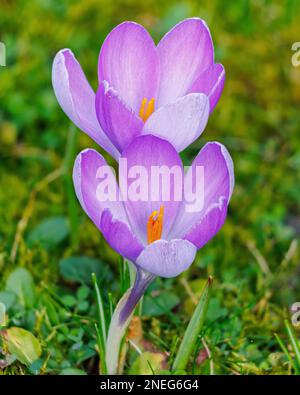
[[172, 276, 213, 371], [0, 291, 17, 310], [59, 368, 87, 375], [61, 294, 77, 308], [0, 302, 6, 326], [27, 216, 69, 249], [5, 268, 35, 307], [59, 256, 111, 284], [76, 285, 90, 300], [3, 327, 42, 366], [74, 345, 97, 364], [77, 300, 89, 312], [128, 351, 165, 375], [41, 295, 60, 326], [142, 291, 180, 317]]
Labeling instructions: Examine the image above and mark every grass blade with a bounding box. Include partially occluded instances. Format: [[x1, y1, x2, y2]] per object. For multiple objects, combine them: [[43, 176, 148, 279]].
[[95, 323, 107, 375], [108, 292, 114, 323], [284, 319, 300, 371], [172, 276, 213, 371], [92, 273, 107, 374], [119, 257, 131, 294], [92, 273, 107, 340], [274, 333, 299, 374]]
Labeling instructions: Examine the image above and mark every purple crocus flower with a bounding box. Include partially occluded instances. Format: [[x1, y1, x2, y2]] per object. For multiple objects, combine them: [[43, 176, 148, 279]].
[[53, 18, 225, 159], [73, 135, 234, 322]]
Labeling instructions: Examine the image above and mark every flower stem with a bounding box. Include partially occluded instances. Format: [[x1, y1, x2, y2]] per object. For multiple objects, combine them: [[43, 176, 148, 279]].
[[119, 269, 154, 325], [105, 268, 154, 374]]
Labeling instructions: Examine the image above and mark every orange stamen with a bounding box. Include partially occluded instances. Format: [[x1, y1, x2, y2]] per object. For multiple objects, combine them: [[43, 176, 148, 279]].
[[139, 97, 155, 122], [147, 206, 164, 244]]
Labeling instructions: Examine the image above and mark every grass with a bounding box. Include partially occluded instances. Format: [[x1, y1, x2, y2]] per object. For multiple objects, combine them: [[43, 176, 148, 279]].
[[0, 0, 300, 375]]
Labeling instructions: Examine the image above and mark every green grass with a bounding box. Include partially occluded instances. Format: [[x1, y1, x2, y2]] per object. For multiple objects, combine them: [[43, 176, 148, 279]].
[[1, 0, 300, 375]]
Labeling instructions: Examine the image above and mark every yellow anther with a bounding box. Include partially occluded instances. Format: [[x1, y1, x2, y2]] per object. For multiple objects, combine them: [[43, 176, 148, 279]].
[[147, 206, 164, 244], [139, 97, 155, 122], [139, 98, 147, 120]]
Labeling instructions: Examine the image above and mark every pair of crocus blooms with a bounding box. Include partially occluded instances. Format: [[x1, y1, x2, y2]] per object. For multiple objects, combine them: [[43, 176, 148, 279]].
[[52, 18, 234, 321]]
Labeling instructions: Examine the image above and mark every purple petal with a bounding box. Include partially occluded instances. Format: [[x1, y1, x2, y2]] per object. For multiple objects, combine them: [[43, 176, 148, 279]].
[[142, 93, 209, 152], [170, 142, 234, 245], [156, 18, 214, 107], [184, 196, 228, 249], [95, 81, 143, 153], [52, 49, 119, 159], [217, 142, 234, 200], [136, 239, 197, 278], [73, 148, 127, 228], [73, 149, 144, 261], [121, 135, 183, 244], [98, 22, 159, 113], [188, 63, 225, 113], [100, 209, 144, 262]]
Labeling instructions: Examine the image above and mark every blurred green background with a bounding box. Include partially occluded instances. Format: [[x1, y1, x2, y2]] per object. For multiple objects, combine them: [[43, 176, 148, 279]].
[[0, 0, 300, 375]]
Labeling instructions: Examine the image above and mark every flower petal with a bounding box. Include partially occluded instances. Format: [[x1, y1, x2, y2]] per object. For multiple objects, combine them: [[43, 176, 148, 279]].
[[156, 18, 214, 107], [121, 135, 183, 244], [100, 209, 144, 261], [73, 148, 127, 229], [142, 93, 209, 152], [52, 49, 119, 159], [98, 22, 159, 113], [73, 148, 144, 260], [136, 239, 197, 278], [217, 142, 234, 200], [170, 142, 234, 245], [188, 63, 225, 113], [95, 81, 143, 153], [184, 196, 228, 249]]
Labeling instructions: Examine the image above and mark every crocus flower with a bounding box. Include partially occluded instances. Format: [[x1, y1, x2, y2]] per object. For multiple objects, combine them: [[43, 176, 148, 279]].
[[53, 18, 225, 159], [73, 135, 234, 323]]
